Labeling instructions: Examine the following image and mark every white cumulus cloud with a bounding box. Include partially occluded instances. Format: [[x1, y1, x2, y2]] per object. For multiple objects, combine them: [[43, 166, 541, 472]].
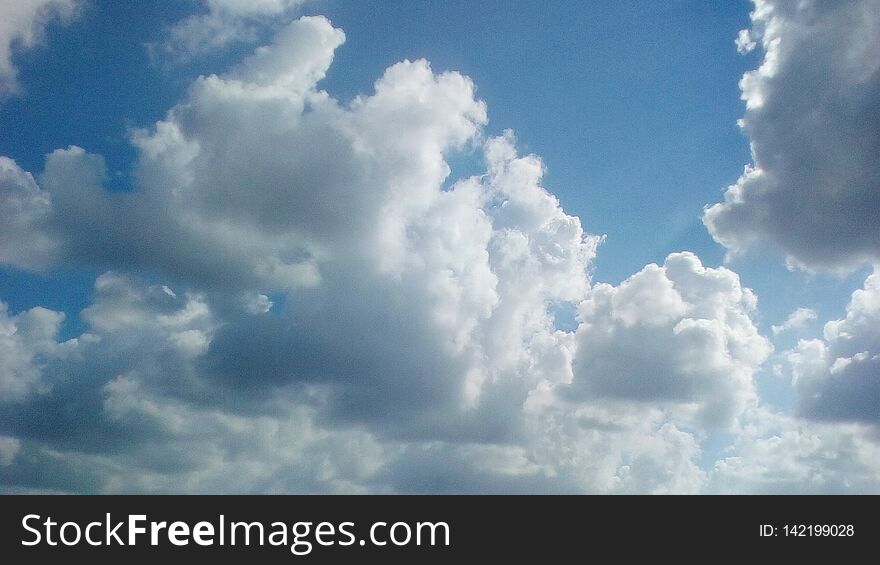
[[564, 252, 771, 428]]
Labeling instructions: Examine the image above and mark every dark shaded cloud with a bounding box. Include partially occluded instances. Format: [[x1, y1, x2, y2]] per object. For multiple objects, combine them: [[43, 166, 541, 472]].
[[704, 0, 880, 271]]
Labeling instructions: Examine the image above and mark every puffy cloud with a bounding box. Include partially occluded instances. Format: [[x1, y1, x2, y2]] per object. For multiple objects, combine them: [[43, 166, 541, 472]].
[[0, 16, 599, 437], [0, 16, 608, 492], [564, 252, 771, 428], [81, 271, 216, 358], [704, 0, 880, 271], [151, 0, 306, 63], [1, 270, 698, 494], [2, 17, 493, 292], [709, 408, 880, 494], [1, 13, 875, 494], [0, 274, 218, 461], [0, 0, 78, 96], [0, 264, 711, 494], [0, 157, 59, 267], [0, 274, 375, 494], [0, 301, 68, 401], [771, 306, 817, 335], [787, 268, 880, 424]]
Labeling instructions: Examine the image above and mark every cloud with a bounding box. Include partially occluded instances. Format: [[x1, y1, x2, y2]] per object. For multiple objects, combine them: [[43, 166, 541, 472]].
[[771, 306, 817, 335], [0, 157, 59, 267], [0, 264, 712, 493], [709, 407, 880, 494], [150, 0, 306, 63], [564, 252, 771, 428], [2, 17, 492, 292], [519, 396, 708, 494], [0, 16, 603, 492], [0, 16, 598, 439], [4, 373, 388, 493], [734, 29, 756, 54], [0, 300, 68, 401], [0, 14, 876, 494], [786, 268, 880, 424], [0, 0, 78, 97], [704, 0, 880, 271]]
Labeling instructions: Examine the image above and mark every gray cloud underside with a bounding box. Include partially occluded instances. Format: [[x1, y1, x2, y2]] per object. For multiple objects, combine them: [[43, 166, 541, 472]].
[[704, 0, 880, 271]]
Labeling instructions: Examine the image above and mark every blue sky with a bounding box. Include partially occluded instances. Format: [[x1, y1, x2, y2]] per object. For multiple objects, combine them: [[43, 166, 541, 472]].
[[0, 0, 878, 493]]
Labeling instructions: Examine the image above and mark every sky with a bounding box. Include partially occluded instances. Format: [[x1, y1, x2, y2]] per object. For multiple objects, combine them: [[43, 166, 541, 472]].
[[0, 0, 877, 493]]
